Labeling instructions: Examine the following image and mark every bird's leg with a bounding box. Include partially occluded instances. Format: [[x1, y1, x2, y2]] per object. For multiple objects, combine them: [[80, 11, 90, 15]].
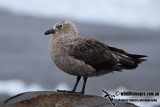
[[80, 77, 88, 94], [57, 76, 81, 93], [72, 76, 81, 92]]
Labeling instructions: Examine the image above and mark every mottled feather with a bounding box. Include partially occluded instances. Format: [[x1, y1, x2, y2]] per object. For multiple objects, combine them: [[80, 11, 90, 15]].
[[68, 37, 120, 72], [68, 37, 147, 72]]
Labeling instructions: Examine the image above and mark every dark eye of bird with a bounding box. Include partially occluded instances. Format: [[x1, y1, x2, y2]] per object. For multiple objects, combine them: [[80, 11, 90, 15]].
[[59, 24, 63, 28]]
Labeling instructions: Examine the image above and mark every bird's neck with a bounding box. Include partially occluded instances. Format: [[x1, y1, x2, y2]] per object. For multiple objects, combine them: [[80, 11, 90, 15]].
[[53, 33, 77, 39]]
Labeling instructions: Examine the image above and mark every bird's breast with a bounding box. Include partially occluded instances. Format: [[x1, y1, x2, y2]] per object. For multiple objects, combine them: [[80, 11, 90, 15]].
[[49, 37, 96, 76]]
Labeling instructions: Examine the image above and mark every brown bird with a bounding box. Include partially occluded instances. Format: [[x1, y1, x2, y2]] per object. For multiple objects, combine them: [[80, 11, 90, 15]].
[[45, 21, 147, 94]]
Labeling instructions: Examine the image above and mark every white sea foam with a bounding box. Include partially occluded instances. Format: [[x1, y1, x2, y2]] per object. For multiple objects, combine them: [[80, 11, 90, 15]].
[[0, 80, 45, 95], [0, 79, 70, 96], [0, 0, 160, 30]]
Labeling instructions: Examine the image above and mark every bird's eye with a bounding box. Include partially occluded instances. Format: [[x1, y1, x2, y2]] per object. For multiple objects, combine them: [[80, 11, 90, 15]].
[[59, 24, 64, 28]]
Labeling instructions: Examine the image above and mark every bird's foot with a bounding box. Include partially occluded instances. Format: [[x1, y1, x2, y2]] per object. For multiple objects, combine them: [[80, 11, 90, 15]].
[[57, 90, 84, 94]]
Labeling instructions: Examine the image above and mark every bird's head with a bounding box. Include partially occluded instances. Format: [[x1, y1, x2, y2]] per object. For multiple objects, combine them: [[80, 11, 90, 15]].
[[45, 21, 78, 37]]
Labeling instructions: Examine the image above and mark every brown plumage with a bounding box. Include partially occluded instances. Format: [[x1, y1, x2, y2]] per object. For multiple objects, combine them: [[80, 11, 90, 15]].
[[45, 21, 147, 94], [69, 38, 147, 73]]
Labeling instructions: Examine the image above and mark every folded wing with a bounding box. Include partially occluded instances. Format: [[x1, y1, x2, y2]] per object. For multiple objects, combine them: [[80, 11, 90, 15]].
[[68, 38, 120, 72], [68, 37, 147, 73]]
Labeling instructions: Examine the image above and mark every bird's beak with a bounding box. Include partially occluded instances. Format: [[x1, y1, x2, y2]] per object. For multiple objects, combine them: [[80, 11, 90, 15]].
[[45, 29, 56, 35]]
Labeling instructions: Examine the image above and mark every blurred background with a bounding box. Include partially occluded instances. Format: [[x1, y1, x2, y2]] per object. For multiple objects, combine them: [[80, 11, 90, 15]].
[[0, 0, 160, 106]]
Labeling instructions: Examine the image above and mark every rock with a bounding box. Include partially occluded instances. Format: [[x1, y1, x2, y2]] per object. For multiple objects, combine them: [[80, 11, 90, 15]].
[[0, 94, 10, 105], [4, 91, 137, 107]]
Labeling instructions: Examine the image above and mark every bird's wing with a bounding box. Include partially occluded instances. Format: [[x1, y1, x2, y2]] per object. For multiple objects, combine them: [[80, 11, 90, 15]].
[[68, 37, 118, 71], [108, 46, 147, 69]]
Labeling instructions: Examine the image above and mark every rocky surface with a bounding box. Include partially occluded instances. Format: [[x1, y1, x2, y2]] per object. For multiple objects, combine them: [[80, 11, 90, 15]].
[[3, 91, 138, 107]]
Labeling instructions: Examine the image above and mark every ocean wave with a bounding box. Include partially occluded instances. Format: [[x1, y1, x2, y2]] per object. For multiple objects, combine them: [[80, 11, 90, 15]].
[[0, 79, 70, 96], [0, 0, 160, 30]]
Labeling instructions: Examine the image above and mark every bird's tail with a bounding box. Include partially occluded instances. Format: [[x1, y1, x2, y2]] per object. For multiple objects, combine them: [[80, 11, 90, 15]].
[[108, 46, 147, 70]]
